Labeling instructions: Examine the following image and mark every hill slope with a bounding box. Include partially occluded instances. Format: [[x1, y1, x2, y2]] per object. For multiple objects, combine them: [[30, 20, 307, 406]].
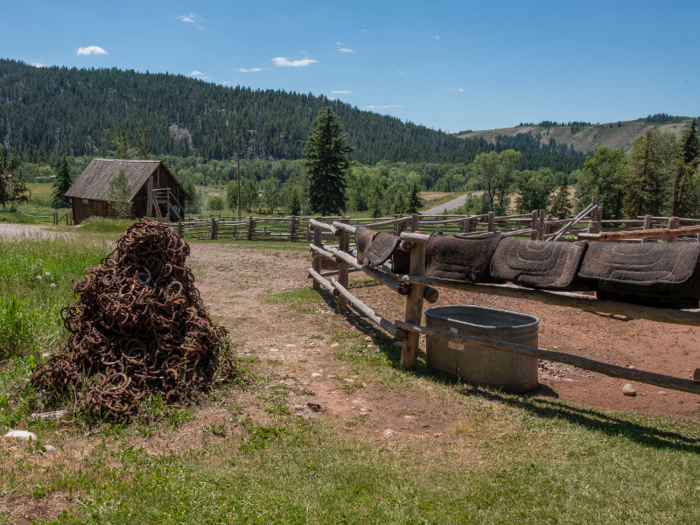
[[0, 59, 583, 170], [459, 117, 695, 153]]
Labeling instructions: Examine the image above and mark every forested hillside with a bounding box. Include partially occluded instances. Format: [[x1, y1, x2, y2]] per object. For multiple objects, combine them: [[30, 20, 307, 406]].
[[0, 59, 583, 170]]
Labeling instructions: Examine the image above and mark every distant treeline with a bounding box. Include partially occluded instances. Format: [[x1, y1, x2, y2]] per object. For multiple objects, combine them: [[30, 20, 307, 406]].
[[0, 59, 583, 169]]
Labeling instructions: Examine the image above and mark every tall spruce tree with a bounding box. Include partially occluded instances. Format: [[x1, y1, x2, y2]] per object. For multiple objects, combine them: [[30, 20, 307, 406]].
[[550, 173, 572, 219], [51, 156, 73, 208], [368, 183, 384, 218], [288, 185, 302, 215], [622, 130, 667, 219], [303, 107, 354, 216], [136, 127, 151, 160], [671, 119, 700, 217], [406, 182, 424, 214]]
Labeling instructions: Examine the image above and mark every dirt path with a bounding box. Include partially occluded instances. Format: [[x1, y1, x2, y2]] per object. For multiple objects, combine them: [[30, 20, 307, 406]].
[[0, 223, 73, 239], [190, 243, 700, 420], [421, 191, 482, 215]]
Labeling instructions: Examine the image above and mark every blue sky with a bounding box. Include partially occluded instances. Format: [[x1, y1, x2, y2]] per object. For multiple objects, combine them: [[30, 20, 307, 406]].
[[4, 0, 699, 132]]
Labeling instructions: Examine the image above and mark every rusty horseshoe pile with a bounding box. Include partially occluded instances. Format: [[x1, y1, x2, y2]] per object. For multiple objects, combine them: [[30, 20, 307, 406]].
[[31, 218, 237, 420]]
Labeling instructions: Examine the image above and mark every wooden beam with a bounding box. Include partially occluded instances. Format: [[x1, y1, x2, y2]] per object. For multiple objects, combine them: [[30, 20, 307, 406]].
[[337, 218, 350, 313], [395, 320, 700, 396], [577, 224, 700, 241], [312, 217, 323, 291], [399, 274, 700, 328], [307, 268, 340, 296], [146, 176, 153, 218], [330, 278, 408, 340], [401, 239, 426, 369]]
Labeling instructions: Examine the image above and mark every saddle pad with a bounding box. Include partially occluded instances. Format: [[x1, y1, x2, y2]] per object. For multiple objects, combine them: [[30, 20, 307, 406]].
[[579, 242, 700, 308], [425, 232, 503, 283], [490, 238, 588, 290], [355, 226, 377, 265], [364, 232, 401, 267], [392, 248, 411, 275]]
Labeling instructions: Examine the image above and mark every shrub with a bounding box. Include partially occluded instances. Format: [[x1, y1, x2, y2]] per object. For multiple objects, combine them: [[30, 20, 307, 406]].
[[206, 195, 225, 212]]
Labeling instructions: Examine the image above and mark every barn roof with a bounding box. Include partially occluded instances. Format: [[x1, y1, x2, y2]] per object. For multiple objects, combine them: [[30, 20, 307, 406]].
[[65, 159, 189, 202]]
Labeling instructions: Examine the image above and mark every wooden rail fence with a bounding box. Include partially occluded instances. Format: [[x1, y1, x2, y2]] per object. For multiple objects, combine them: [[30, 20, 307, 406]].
[[305, 207, 700, 397]]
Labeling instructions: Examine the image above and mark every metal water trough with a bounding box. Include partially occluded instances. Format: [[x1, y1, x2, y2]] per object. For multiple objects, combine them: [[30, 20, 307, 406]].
[[425, 305, 540, 393]]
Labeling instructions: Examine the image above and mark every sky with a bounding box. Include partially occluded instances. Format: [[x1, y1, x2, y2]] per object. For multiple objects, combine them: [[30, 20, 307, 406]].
[[3, 0, 700, 133]]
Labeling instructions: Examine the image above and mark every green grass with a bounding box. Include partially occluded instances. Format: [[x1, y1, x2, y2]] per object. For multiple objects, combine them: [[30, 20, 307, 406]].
[[0, 211, 37, 224], [260, 288, 326, 305], [79, 216, 138, 233]]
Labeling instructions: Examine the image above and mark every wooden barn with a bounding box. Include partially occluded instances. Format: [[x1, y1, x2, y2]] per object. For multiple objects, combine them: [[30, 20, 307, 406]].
[[65, 159, 189, 224]]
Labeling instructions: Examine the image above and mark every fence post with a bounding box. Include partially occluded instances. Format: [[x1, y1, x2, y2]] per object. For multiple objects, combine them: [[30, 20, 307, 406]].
[[544, 214, 553, 236], [246, 217, 255, 240], [210, 217, 216, 240], [588, 207, 602, 234], [642, 215, 652, 243], [337, 218, 350, 312], [53, 212, 57, 225], [177, 221, 184, 237], [538, 209, 546, 240], [668, 216, 680, 243], [288, 215, 296, 242], [487, 211, 495, 232], [411, 213, 420, 232], [530, 210, 539, 240], [312, 216, 323, 291], [401, 238, 427, 370], [469, 217, 478, 233]]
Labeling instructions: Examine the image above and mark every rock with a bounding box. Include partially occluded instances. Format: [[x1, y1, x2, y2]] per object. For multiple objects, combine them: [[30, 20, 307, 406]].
[[352, 399, 362, 405], [311, 373, 322, 377], [383, 429, 397, 437], [307, 402, 324, 412], [286, 344, 297, 348], [403, 415, 415, 420], [295, 413, 303, 417], [344, 378, 354, 383], [364, 336, 372, 342], [43, 445, 57, 452], [5, 430, 37, 441], [330, 343, 339, 348], [658, 391, 667, 395], [30, 410, 68, 421], [293, 405, 305, 410], [269, 348, 279, 352], [622, 383, 637, 396]]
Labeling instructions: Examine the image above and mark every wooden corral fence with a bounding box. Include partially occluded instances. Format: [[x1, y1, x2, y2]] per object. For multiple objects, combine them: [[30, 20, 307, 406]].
[[24, 211, 74, 226], [306, 202, 700, 397]]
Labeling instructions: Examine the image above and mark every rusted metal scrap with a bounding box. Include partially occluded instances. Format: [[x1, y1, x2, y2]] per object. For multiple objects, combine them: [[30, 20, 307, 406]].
[[30, 218, 237, 420]]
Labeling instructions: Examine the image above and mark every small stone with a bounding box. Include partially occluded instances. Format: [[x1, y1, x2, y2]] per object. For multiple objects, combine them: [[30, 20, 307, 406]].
[[658, 391, 667, 395], [622, 383, 637, 396], [295, 412, 303, 417], [364, 336, 372, 342], [30, 410, 67, 421], [43, 445, 56, 452], [383, 429, 397, 437], [352, 399, 362, 405], [285, 344, 297, 348], [327, 374, 336, 378], [293, 405, 305, 410], [330, 343, 339, 348], [269, 348, 279, 352], [5, 430, 37, 441], [433, 433, 442, 438], [403, 415, 415, 420], [344, 378, 354, 383], [311, 373, 322, 377]]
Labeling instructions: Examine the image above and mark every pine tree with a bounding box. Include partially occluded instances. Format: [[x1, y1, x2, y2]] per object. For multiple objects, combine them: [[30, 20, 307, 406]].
[[136, 127, 151, 160], [671, 119, 700, 217], [368, 183, 384, 218], [288, 185, 302, 215], [622, 130, 667, 219], [0, 152, 31, 211], [113, 127, 132, 159], [107, 170, 133, 218], [391, 190, 406, 215], [406, 182, 424, 214], [303, 107, 354, 216], [51, 156, 72, 209], [550, 173, 572, 218]]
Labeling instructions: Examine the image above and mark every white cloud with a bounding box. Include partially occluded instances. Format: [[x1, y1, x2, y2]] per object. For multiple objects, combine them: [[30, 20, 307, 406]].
[[336, 41, 345, 46], [365, 105, 403, 109], [272, 57, 318, 67], [234, 68, 262, 72], [77, 46, 107, 56], [450, 87, 466, 92], [395, 70, 404, 74], [331, 90, 353, 94], [338, 48, 355, 53], [177, 13, 203, 29], [31, 63, 46, 68], [190, 70, 203, 76]]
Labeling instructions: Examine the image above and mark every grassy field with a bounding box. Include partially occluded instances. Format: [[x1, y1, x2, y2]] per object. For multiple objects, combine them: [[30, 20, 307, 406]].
[[1, 225, 699, 523]]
